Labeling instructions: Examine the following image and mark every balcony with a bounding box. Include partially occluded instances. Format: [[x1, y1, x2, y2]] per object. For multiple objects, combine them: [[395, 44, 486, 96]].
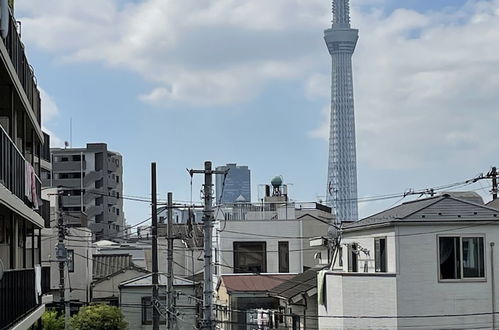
[[0, 125, 41, 211], [1, 8, 41, 124], [0, 268, 40, 329]]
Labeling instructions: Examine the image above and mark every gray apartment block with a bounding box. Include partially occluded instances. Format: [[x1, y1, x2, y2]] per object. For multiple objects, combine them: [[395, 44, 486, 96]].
[[43, 143, 124, 240], [215, 163, 251, 204]]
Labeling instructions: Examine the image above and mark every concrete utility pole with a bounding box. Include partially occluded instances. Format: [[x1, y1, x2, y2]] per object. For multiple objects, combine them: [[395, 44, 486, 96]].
[[189, 161, 227, 330], [167, 192, 175, 329], [151, 163, 160, 330], [56, 191, 69, 329]]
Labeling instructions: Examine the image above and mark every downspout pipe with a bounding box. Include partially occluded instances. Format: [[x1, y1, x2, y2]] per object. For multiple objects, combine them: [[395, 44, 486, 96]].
[[491, 242, 496, 330], [0, 0, 9, 39]]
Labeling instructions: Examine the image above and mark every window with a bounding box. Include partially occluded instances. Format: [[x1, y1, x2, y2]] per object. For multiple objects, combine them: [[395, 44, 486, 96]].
[[67, 250, 74, 272], [0, 215, 4, 243], [439, 236, 485, 280], [278, 241, 289, 273], [348, 243, 358, 272], [233, 242, 266, 273], [337, 247, 343, 267], [141, 296, 166, 325], [375, 237, 387, 272], [116, 176, 119, 183]]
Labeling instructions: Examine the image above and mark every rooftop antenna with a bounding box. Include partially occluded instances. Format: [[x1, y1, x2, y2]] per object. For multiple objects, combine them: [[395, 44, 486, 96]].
[[69, 117, 72, 148]]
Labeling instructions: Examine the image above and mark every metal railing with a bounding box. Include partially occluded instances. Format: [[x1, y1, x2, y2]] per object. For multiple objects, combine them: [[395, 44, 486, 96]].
[[0, 268, 38, 330], [0, 125, 42, 211], [1, 9, 41, 124]]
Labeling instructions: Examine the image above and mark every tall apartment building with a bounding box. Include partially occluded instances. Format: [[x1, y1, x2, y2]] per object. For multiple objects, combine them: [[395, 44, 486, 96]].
[[45, 143, 124, 240], [0, 2, 53, 328], [215, 163, 251, 204]]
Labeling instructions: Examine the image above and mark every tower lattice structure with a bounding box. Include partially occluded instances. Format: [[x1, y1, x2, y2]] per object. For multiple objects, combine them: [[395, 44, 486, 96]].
[[324, 0, 359, 222]]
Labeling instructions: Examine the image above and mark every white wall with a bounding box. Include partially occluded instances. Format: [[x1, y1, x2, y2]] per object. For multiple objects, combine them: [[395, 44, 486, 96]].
[[396, 224, 497, 328]]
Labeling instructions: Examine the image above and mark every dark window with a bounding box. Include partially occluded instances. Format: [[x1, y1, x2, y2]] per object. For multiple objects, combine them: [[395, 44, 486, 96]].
[[337, 247, 343, 268], [233, 241, 266, 273], [116, 176, 119, 183], [67, 250, 74, 272], [439, 236, 485, 280], [0, 215, 4, 243], [141, 296, 166, 325], [348, 243, 358, 272], [95, 178, 103, 189], [375, 238, 387, 272], [116, 208, 120, 215], [278, 241, 289, 273]]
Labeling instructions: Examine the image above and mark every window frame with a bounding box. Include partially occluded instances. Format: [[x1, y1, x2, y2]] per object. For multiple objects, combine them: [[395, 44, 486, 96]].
[[233, 241, 267, 273], [278, 241, 290, 273], [374, 237, 387, 273], [437, 234, 486, 282]]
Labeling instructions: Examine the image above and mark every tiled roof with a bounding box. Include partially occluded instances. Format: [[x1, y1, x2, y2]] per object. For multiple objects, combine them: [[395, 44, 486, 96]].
[[344, 194, 499, 230], [270, 266, 326, 300], [93, 254, 132, 279], [218, 274, 296, 293]]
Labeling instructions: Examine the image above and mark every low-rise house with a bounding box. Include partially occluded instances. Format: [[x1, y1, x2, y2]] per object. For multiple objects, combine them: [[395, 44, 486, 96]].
[[216, 273, 295, 330], [119, 273, 200, 330], [91, 253, 149, 305], [41, 226, 93, 309], [319, 193, 499, 329]]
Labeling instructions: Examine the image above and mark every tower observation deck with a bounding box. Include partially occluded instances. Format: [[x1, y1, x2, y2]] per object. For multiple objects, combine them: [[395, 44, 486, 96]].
[[324, 0, 359, 222]]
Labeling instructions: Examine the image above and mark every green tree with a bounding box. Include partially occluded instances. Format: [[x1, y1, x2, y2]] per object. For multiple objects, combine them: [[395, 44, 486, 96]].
[[70, 305, 127, 330], [41, 310, 64, 330]]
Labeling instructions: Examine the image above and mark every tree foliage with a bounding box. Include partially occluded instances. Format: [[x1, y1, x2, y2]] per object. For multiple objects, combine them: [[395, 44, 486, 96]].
[[70, 304, 127, 330], [41, 310, 64, 330]]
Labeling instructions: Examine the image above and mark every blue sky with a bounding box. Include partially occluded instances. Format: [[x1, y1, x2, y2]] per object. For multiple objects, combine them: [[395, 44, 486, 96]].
[[15, 0, 499, 225]]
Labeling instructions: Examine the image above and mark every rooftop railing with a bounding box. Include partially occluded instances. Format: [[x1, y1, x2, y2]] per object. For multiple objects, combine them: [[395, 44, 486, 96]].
[[1, 9, 41, 124]]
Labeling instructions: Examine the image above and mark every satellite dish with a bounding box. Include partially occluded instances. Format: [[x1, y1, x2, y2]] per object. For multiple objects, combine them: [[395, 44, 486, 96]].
[[0, 258, 4, 281]]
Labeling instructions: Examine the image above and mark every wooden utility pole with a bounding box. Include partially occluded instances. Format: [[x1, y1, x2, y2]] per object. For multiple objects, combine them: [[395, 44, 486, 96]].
[[151, 163, 160, 330]]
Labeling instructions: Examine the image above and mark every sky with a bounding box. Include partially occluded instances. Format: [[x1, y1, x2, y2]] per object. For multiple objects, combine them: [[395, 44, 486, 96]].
[[14, 0, 499, 225]]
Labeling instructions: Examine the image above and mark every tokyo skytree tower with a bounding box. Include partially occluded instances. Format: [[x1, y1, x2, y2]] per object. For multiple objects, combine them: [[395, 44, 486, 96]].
[[324, 0, 359, 222]]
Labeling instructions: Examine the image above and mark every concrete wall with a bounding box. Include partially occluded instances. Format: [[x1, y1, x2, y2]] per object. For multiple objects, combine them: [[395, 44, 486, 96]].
[[120, 285, 197, 330], [92, 268, 146, 300], [318, 272, 398, 329], [41, 227, 93, 303], [396, 224, 497, 329]]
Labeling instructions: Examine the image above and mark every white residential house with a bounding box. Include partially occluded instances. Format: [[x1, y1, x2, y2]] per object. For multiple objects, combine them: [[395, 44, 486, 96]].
[[319, 192, 499, 330], [215, 200, 332, 276]]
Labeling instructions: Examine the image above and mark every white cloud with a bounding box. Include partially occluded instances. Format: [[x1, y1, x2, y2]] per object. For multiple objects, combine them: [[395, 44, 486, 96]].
[[15, 0, 499, 171], [39, 88, 63, 147]]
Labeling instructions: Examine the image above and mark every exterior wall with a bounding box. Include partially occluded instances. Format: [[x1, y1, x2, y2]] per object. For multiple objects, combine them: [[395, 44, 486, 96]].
[[301, 214, 334, 269], [120, 285, 197, 330], [41, 227, 93, 304], [217, 219, 303, 274], [339, 227, 397, 273], [396, 224, 497, 329], [92, 269, 146, 301], [318, 272, 398, 329]]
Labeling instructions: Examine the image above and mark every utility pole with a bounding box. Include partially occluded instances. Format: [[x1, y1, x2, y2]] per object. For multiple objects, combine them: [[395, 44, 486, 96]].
[[56, 190, 69, 329], [489, 167, 498, 200], [167, 192, 175, 329], [189, 161, 227, 330], [151, 163, 160, 330]]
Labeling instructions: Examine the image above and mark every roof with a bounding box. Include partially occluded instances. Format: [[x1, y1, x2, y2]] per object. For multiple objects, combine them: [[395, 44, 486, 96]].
[[345, 194, 499, 230], [93, 254, 133, 279], [218, 274, 296, 293], [119, 273, 195, 287], [487, 198, 499, 209], [270, 266, 326, 300]]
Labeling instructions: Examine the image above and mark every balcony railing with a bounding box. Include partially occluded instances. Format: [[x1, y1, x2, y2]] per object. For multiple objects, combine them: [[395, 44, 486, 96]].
[[1, 9, 41, 124], [0, 125, 42, 212], [0, 269, 38, 329]]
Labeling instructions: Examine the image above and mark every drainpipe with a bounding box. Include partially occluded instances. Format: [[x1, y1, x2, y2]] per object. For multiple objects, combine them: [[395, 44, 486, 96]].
[[0, 0, 9, 39], [491, 242, 496, 330]]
